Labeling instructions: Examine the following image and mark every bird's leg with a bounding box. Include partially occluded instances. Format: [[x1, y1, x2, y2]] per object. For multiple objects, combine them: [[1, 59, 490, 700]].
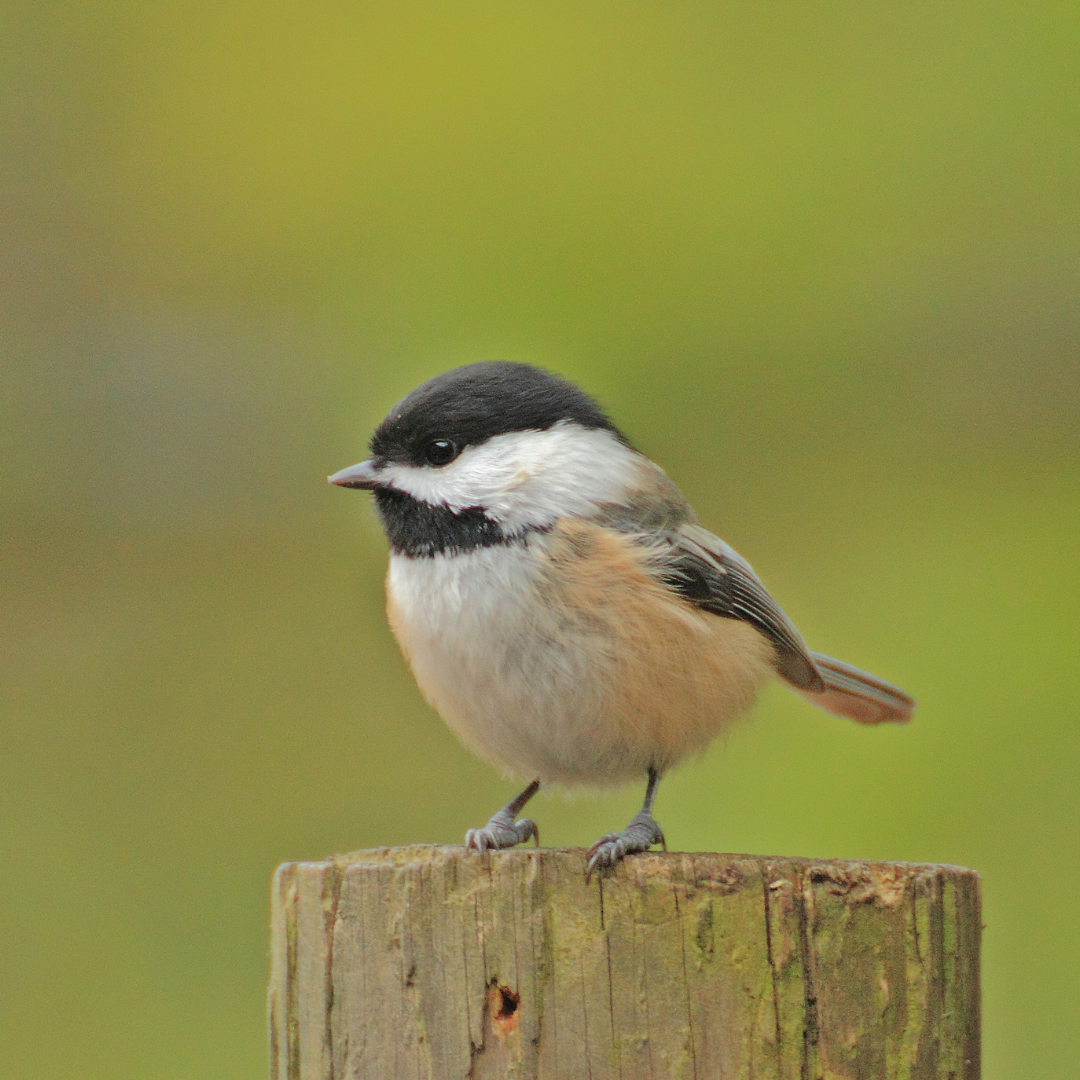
[[464, 779, 541, 852], [586, 766, 666, 878]]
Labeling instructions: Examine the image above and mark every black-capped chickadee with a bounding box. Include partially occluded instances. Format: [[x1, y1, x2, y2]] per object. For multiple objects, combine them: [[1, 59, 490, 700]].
[[330, 361, 913, 875]]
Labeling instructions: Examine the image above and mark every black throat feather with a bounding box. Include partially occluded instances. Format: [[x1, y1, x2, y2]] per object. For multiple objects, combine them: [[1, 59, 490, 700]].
[[374, 487, 528, 558]]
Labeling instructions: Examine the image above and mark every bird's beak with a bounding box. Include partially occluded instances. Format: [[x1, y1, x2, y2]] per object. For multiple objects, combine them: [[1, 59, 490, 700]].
[[328, 458, 383, 490]]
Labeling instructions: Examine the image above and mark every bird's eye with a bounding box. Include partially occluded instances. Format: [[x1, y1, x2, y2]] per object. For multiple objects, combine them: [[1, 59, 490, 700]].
[[425, 439, 458, 467]]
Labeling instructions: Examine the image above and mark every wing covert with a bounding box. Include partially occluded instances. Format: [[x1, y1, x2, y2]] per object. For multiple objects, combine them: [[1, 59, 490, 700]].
[[659, 524, 826, 692]]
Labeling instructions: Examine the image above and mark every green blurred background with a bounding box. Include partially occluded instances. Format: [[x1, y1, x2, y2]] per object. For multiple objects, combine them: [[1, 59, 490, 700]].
[[2, 2, 1077, 1077]]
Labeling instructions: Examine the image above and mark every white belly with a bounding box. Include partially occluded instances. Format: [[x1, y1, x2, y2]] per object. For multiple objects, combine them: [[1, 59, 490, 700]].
[[384, 526, 774, 787], [386, 541, 609, 782]]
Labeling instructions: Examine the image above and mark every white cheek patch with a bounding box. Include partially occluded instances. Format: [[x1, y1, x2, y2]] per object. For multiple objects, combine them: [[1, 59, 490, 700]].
[[378, 423, 644, 532]]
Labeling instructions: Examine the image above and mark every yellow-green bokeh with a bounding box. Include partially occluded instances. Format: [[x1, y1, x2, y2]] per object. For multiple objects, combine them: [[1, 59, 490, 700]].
[[2, 4, 1077, 1077]]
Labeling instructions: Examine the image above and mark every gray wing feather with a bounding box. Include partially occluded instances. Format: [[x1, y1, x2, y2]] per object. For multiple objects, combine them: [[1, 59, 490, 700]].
[[661, 524, 826, 692]]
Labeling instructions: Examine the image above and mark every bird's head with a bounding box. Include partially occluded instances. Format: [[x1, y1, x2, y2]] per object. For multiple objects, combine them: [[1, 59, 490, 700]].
[[329, 361, 645, 554]]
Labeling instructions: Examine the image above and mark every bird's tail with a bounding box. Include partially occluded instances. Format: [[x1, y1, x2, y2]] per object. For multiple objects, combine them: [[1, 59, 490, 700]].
[[794, 653, 915, 724]]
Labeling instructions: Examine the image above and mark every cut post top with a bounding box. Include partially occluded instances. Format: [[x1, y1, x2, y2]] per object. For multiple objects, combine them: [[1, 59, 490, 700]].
[[270, 846, 980, 1080]]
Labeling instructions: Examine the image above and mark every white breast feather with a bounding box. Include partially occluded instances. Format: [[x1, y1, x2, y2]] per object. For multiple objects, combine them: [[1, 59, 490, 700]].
[[387, 541, 619, 781]]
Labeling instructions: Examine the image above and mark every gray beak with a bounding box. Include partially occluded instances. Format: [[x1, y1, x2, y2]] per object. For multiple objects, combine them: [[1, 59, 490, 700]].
[[328, 458, 382, 490]]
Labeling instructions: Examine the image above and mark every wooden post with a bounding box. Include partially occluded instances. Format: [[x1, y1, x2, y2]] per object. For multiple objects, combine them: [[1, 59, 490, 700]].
[[269, 846, 980, 1080]]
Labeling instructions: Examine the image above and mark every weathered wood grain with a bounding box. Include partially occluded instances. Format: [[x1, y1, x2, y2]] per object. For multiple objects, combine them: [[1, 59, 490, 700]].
[[269, 846, 979, 1080]]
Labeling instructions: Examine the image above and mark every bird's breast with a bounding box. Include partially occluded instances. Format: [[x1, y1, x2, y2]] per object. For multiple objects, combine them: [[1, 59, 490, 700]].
[[384, 522, 774, 785]]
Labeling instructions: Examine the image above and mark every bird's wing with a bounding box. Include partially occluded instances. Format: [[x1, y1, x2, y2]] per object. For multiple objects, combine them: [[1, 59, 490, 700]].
[[657, 523, 826, 692]]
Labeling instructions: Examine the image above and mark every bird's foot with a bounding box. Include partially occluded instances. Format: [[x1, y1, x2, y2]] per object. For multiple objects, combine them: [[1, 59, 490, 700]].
[[464, 807, 539, 852], [586, 811, 666, 878]]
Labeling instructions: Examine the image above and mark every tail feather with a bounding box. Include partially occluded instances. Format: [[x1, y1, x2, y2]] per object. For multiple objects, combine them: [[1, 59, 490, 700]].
[[795, 653, 915, 725]]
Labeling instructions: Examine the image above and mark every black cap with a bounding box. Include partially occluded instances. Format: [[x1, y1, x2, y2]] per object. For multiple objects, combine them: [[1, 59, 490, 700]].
[[370, 361, 626, 466]]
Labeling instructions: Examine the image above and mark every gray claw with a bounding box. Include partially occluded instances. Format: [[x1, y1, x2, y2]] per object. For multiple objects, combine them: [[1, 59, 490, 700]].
[[586, 812, 665, 878], [464, 810, 539, 852]]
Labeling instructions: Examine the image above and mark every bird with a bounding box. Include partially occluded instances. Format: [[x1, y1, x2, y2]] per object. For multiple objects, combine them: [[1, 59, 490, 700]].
[[330, 361, 913, 876]]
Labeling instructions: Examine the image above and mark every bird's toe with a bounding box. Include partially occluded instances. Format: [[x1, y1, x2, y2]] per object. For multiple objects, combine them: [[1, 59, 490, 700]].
[[464, 815, 538, 852], [585, 814, 665, 878]]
